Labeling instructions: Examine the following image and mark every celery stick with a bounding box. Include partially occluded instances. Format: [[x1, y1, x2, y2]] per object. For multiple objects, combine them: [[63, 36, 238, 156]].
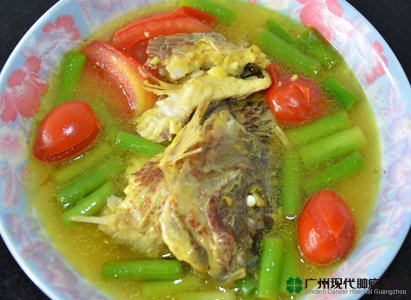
[[257, 27, 321, 77], [281, 151, 300, 218], [257, 237, 284, 299], [298, 28, 341, 69], [57, 51, 87, 104], [141, 277, 202, 299], [62, 181, 118, 226], [298, 127, 366, 167], [54, 143, 112, 184], [115, 131, 164, 156], [286, 111, 351, 146], [266, 19, 300, 47], [102, 259, 182, 281], [235, 277, 257, 298], [322, 76, 359, 109], [55, 157, 125, 208], [178, 0, 236, 22], [280, 238, 300, 295], [303, 151, 365, 194]]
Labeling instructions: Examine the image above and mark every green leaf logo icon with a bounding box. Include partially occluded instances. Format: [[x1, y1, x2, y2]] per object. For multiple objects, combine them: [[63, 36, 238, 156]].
[[286, 277, 303, 294]]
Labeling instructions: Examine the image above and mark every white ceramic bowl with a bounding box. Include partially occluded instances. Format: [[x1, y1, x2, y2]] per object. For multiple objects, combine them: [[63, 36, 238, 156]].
[[0, 1, 410, 299]]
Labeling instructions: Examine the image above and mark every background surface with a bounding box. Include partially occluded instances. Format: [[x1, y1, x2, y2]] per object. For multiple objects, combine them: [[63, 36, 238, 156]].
[[0, 0, 410, 299]]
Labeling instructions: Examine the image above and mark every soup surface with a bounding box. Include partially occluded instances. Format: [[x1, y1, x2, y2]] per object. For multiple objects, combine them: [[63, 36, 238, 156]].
[[27, 0, 380, 299]]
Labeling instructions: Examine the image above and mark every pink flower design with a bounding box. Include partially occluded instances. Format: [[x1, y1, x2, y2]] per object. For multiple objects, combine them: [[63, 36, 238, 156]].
[[91, 0, 115, 12], [24, 16, 81, 72], [365, 42, 388, 84], [0, 164, 26, 208], [386, 144, 411, 188], [0, 126, 27, 166], [42, 15, 80, 41], [337, 245, 385, 278], [6, 215, 106, 299], [298, 0, 351, 42], [369, 197, 410, 239], [0, 56, 47, 123], [7, 215, 38, 248], [387, 112, 411, 148], [0, 126, 28, 207]]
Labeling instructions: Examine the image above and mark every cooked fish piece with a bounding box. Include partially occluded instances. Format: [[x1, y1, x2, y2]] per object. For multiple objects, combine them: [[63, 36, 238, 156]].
[[206, 96, 276, 142], [98, 158, 169, 257], [136, 71, 271, 142], [82, 102, 273, 284], [135, 33, 272, 143], [146, 33, 270, 81], [159, 105, 273, 284]]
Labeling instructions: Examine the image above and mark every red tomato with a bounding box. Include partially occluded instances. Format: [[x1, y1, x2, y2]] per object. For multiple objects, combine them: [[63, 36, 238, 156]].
[[128, 39, 150, 64], [297, 190, 356, 264], [266, 64, 279, 87], [264, 63, 279, 105], [82, 41, 157, 115], [265, 77, 327, 124], [178, 6, 217, 24], [113, 7, 215, 49], [112, 16, 212, 49], [33, 100, 100, 163]]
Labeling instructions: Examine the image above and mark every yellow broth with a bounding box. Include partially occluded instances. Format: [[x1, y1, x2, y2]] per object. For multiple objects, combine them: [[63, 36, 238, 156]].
[[27, 0, 380, 299]]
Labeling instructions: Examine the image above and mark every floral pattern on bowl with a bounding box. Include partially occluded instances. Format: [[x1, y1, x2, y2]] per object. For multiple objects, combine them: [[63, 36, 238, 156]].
[[0, 1, 410, 299]]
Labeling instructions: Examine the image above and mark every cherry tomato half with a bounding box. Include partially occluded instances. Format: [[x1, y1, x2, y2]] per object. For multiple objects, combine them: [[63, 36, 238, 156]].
[[297, 190, 356, 264], [265, 77, 327, 124], [33, 100, 101, 163]]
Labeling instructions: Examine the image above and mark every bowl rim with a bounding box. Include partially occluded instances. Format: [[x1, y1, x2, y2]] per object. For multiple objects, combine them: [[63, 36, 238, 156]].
[[0, 3, 80, 300], [0, 0, 410, 299]]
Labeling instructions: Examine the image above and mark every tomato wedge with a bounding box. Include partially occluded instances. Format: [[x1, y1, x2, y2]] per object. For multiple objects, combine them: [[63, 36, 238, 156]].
[[178, 6, 217, 24], [33, 100, 100, 163], [297, 190, 356, 264], [265, 76, 327, 124], [128, 39, 150, 64], [113, 15, 212, 49], [82, 41, 157, 115], [115, 6, 215, 39], [265, 63, 279, 93]]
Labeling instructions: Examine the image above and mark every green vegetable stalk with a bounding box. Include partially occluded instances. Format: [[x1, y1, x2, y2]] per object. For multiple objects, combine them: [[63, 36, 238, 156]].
[[257, 237, 284, 299], [178, 0, 236, 22], [102, 259, 183, 281], [286, 111, 351, 146], [62, 181, 118, 225], [54, 143, 112, 184], [56, 51, 87, 104], [257, 28, 322, 77], [55, 157, 125, 208], [298, 28, 341, 69], [322, 75, 359, 109], [298, 127, 366, 167], [303, 151, 365, 194], [115, 131, 165, 156], [281, 151, 301, 218]]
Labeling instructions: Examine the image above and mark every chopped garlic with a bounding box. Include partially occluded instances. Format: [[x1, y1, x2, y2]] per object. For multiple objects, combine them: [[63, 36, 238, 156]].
[[144, 31, 150, 38], [290, 74, 299, 81], [246, 195, 256, 207]]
